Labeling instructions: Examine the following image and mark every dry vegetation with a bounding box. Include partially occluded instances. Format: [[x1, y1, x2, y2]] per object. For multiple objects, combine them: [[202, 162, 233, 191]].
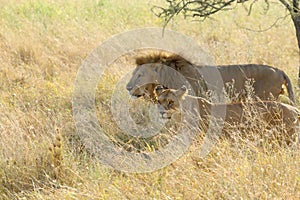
[[0, 0, 300, 199]]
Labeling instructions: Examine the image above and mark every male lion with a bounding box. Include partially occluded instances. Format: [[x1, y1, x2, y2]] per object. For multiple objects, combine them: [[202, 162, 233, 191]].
[[154, 85, 300, 144], [126, 52, 295, 104]]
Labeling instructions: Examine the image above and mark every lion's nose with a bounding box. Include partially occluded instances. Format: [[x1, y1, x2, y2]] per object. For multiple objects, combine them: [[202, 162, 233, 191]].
[[126, 85, 133, 91]]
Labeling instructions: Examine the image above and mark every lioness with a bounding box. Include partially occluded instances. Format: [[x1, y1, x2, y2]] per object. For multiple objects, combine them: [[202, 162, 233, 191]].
[[154, 85, 300, 143], [126, 52, 295, 104]]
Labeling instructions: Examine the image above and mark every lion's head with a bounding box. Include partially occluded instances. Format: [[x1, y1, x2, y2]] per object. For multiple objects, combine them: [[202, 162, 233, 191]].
[[126, 52, 190, 101], [126, 63, 162, 101]]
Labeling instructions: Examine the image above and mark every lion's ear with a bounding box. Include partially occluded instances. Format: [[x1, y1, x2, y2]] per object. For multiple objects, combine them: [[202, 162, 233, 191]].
[[175, 85, 188, 99], [154, 85, 165, 96]]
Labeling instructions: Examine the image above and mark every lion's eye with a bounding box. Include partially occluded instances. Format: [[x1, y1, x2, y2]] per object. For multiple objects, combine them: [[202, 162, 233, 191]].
[[168, 100, 174, 107]]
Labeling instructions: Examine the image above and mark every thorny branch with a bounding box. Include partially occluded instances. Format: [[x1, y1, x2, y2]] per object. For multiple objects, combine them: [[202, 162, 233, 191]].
[[152, 0, 249, 26], [152, 0, 300, 27]]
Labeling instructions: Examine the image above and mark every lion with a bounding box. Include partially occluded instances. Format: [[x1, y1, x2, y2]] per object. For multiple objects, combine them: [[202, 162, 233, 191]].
[[126, 52, 295, 104], [154, 85, 300, 144]]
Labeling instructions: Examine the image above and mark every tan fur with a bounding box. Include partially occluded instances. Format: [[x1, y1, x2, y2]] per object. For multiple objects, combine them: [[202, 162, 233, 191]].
[[155, 86, 300, 144], [127, 52, 295, 104]]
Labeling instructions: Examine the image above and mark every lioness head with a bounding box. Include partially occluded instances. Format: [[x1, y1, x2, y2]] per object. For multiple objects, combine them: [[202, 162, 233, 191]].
[[155, 85, 188, 119]]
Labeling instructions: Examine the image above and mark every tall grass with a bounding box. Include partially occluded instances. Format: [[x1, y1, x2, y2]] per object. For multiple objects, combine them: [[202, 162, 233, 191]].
[[0, 0, 299, 199]]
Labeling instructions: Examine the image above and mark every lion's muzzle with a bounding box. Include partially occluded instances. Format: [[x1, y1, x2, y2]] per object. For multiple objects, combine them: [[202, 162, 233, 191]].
[[126, 84, 133, 91]]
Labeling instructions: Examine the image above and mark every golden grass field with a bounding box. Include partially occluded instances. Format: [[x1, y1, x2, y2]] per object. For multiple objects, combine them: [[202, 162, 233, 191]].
[[1, 0, 300, 199]]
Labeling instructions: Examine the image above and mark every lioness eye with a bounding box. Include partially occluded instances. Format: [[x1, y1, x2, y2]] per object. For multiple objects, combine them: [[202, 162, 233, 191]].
[[168, 100, 174, 106]]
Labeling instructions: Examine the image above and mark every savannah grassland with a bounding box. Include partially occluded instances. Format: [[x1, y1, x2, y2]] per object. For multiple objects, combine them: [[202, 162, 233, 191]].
[[0, 0, 300, 199]]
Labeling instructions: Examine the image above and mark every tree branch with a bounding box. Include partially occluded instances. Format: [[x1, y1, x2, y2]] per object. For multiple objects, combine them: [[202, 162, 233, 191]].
[[235, 13, 290, 32], [293, 0, 299, 14], [152, 0, 244, 26], [278, 0, 293, 13], [153, 0, 275, 28]]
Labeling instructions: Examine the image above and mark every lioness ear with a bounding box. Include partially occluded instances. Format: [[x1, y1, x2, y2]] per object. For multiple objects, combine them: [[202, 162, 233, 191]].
[[175, 85, 188, 99], [154, 85, 164, 96]]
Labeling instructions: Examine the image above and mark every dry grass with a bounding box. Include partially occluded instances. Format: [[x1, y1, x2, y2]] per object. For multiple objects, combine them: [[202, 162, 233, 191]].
[[0, 0, 300, 199]]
